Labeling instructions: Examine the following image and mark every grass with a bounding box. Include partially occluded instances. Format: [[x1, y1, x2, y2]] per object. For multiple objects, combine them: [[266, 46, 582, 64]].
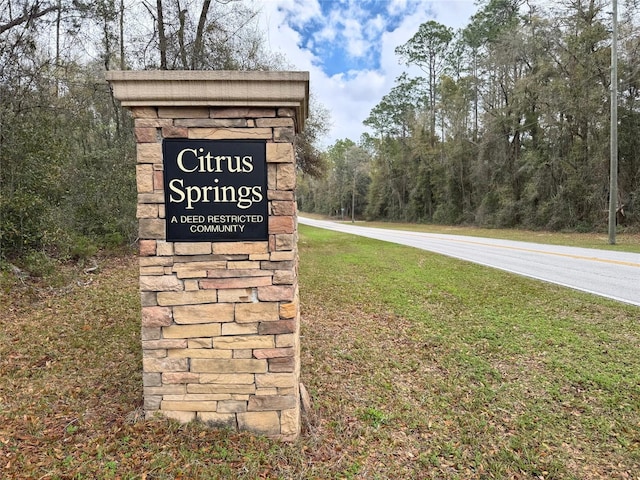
[[1, 226, 639, 479]]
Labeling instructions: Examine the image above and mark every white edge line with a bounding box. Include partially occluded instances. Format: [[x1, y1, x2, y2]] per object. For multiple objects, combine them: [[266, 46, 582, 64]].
[[299, 219, 640, 308]]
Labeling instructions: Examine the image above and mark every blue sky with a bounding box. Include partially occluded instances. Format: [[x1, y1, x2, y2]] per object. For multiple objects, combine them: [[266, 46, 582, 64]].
[[284, 0, 424, 76], [259, 0, 479, 145]]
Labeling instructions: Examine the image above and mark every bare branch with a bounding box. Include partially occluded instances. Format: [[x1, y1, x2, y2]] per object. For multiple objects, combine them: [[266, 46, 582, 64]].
[[0, 3, 59, 36]]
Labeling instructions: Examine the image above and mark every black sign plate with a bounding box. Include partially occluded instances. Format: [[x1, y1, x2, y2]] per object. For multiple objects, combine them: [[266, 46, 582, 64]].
[[163, 139, 268, 242]]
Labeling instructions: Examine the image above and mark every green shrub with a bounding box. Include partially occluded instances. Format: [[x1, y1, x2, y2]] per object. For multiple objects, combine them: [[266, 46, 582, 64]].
[[23, 251, 57, 278]]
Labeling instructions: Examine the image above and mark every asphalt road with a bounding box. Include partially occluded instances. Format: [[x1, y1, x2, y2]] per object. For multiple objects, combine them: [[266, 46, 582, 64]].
[[298, 216, 640, 307]]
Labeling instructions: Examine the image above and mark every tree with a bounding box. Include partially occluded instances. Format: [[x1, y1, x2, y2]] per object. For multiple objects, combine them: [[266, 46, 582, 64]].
[[1, 1, 61, 258], [364, 74, 427, 220], [0, 1, 136, 263], [357, 0, 640, 231], [141, 0, 279, 71], [0, 1, 58, 35], [296, 94, 330, 178], [617, 1, 640, 224], [395, 20, 453, 145], [297, 139, 370, 221], [437, 75, 476, 222], [534, 0, 611, 229], [0, 0, 331, 267], [344, 145, 369, 222]]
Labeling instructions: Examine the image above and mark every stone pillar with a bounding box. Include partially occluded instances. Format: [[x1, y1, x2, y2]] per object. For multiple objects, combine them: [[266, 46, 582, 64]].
[[106, 71, 308, 440]]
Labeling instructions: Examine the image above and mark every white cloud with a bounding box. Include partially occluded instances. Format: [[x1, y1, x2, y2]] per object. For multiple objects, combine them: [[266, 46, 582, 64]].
[[387, 0, 410, 16], [257, 0, 478, 146], [317, 69, 387, 142], [367, 14, 386, 37], [316, 23, 338, 43], [343, 18, 367, 57], [273, 0, 322, 27], [430, 1, 477, 29]]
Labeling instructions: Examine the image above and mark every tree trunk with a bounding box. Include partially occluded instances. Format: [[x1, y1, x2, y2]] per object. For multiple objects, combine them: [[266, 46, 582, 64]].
[[119, 0, 125, 69], [157, 0, 167, 69], [177, 4, 188, 69], [55, 0, 62, 97], [192, 0, 212, 69]]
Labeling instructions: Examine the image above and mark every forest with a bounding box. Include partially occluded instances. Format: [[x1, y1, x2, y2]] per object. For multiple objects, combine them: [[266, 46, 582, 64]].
[[0, 0, 324, 272], [300, 0, 640, 233], [1, 0, 638, 274]]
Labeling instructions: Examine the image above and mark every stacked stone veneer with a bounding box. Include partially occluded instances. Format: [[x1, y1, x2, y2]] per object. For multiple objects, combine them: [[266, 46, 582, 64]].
[[133, 105, 301, 440]]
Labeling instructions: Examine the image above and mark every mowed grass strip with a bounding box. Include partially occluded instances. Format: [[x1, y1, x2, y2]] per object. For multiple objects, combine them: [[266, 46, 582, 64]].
[[0, 227, 638, 479]]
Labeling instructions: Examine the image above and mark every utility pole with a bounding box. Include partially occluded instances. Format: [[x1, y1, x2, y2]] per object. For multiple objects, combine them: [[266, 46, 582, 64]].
[[608, 0, 618, 245], [352, 172, 356, 223]]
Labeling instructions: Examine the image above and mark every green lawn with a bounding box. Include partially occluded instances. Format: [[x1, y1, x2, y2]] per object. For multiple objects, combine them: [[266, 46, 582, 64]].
[[0, 226, 638, 479]]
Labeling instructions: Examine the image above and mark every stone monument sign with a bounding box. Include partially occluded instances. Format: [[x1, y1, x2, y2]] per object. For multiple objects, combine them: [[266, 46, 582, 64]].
[[106, 70, 309, 440]]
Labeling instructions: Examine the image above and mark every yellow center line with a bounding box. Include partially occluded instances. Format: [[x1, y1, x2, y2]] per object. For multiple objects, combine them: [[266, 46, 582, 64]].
[[305, 221, 640, 269], [433, 236, 640, 268]]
